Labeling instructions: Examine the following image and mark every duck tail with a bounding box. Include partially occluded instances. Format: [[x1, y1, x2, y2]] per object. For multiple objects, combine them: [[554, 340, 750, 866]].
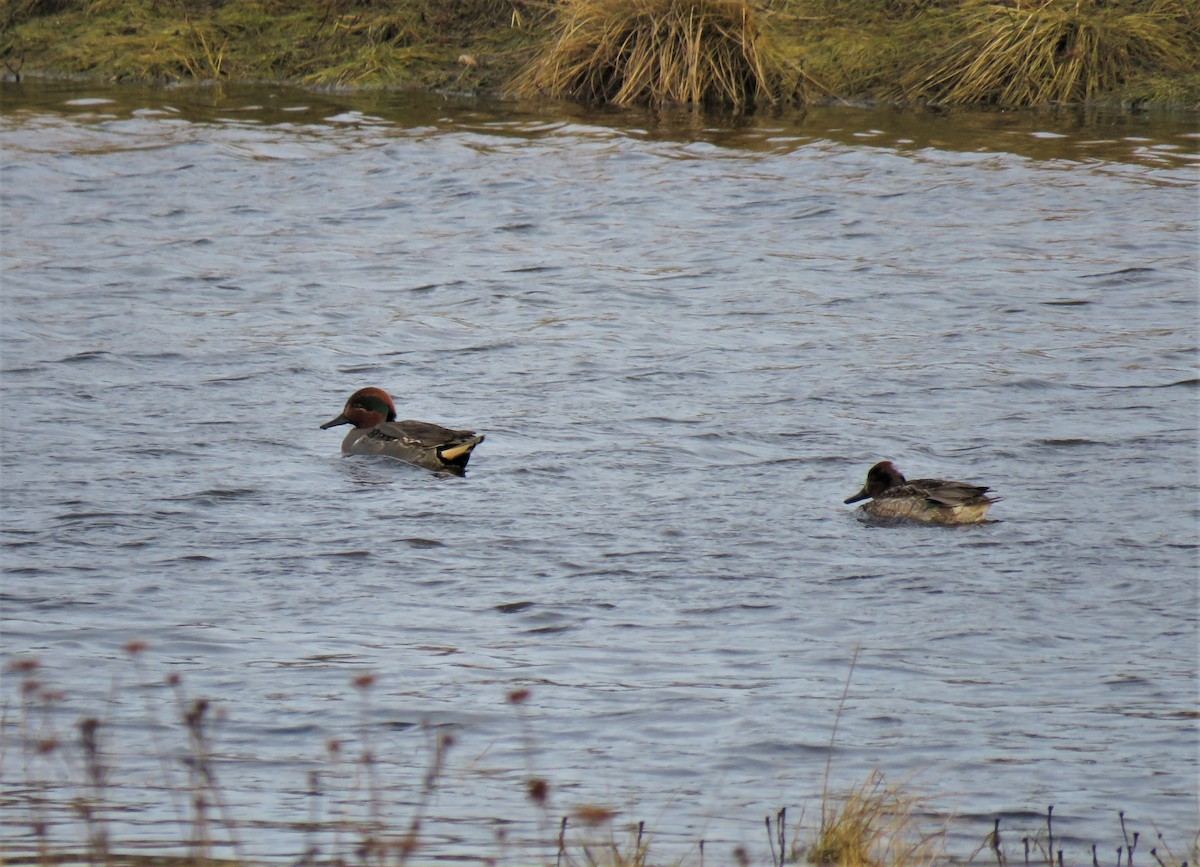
[[439, 434, 485, 465]]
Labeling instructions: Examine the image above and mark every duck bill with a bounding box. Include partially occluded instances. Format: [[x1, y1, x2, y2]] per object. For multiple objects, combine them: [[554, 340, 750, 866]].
[[844, 488, 869, 504], [320, 413, 350, 430]]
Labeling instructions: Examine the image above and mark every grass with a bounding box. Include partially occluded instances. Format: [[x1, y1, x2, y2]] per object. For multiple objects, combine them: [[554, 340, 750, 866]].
[[0, 0, 533, 90], [508, 0, 797, 108], [897, 0, 1200, 107], [797, 771, 942, 867], [2, 649, 1196, 866], [1, 0, 1198, 106]]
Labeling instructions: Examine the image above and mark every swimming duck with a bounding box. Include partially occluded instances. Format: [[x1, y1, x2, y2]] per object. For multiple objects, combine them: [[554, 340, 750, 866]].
[[321, 387, 484, 474], [844, 461, 998, 525]]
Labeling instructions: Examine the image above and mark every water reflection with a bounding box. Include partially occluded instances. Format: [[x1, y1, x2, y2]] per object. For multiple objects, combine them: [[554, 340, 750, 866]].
[[3, 78, 1197, 169]]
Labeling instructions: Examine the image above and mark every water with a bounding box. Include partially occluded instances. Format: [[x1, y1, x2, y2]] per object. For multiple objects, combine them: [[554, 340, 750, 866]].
[[1, 80, 1197, 862]]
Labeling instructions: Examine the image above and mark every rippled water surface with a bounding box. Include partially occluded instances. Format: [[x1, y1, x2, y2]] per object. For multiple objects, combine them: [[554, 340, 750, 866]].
[[2, 81, 1197, 862]]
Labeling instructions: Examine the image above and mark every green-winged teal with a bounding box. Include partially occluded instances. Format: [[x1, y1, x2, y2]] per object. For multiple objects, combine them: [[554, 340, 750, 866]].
[[321, 387, 484, 474], [844, 461, 998, 525]]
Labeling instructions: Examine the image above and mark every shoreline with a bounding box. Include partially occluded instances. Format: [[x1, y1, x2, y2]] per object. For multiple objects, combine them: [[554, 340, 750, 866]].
[[7, 69, 1199, 121], [2, 0, 1197, 111]]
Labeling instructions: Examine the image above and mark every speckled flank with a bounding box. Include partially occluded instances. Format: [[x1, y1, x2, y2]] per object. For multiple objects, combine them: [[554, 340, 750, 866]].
[[859, 495, 995, 526]]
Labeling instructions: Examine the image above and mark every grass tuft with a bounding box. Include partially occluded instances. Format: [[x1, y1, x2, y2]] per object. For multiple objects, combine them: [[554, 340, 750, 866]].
[[802, 770, 942, 867], [900, 0, 1200, 106], [509, 0, 797, 108]]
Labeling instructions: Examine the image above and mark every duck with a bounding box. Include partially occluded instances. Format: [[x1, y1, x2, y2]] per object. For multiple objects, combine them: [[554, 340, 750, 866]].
[[321, 387, 484, 474], [844, 460, 998, 525]]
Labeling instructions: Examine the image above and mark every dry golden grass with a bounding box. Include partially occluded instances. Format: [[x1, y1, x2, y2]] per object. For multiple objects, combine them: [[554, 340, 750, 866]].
[[902, 0, 1199, 106], [802, 771, 943, 867], [509, 0, 794, 108]]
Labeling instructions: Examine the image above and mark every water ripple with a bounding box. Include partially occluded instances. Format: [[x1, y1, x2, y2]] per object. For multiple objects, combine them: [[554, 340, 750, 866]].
[[0, 81, 1195, 863]]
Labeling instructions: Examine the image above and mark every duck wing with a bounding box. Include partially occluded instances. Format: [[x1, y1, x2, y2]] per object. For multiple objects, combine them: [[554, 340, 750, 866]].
[[907, 478, 995, 506], [368, 420, 478, 448]]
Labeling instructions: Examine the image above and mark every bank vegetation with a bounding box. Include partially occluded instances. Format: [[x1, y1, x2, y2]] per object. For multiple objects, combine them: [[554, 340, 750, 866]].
[[1, 0, 1198, 109], [5, 652, 1195, 867]]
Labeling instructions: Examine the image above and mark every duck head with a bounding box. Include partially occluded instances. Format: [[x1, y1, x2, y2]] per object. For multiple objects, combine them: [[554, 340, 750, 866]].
[[844, 461, 906, 504], [321, 387, 398, 430]]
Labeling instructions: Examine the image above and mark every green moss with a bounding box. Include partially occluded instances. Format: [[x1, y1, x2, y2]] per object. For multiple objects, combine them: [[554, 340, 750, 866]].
[[1, 0, 539, 88]]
